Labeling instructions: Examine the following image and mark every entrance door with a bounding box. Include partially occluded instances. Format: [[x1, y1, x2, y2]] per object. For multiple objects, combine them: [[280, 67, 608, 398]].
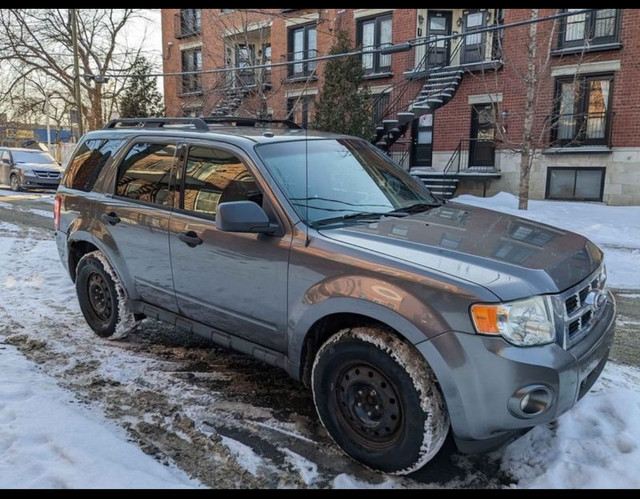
[[411, 112, 434, 167], [469, 104, 496, 168], [427, 11, 452, 67]]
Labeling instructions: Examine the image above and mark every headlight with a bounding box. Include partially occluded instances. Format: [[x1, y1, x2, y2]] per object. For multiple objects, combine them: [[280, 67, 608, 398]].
[[21, 168, 33, 176], [599, 264, 607, 289], [470, 296, 555, 346]]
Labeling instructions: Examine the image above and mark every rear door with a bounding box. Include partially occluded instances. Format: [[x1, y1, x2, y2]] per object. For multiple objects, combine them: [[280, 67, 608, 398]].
[[100, 138, 180, 311], [168, 141, 291, 352]]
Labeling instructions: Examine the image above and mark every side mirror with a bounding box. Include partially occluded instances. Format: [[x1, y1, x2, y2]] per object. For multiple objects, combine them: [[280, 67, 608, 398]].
[[216, 201, 277, 234]]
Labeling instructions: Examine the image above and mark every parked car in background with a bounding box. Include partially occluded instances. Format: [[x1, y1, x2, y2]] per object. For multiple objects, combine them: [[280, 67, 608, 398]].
[[0, 147, 63, 191]]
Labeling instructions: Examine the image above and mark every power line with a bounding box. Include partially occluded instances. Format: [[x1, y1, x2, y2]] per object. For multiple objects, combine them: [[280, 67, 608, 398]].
[[92, 8, 594, 80]]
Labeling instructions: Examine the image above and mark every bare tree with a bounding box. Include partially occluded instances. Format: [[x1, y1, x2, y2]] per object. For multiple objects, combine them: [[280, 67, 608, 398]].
[[0, 9, 146, 131]]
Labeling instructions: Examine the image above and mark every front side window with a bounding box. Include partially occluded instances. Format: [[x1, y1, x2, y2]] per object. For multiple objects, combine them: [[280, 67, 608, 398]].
[[182, 48, 203, 93], [559, 9, 620, 49], [552, 74, 613, 147], [288, 24, 317, 78], [180, 146, 261, 218], [256, 138, 440, 226], [357, 14, 392, 74], [116, 142, 177, 207], [64, 138, 125, 192]]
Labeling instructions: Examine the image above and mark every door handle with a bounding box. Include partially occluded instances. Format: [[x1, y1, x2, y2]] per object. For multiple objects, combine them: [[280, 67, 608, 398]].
[[179, 231, 203, 248], [101, 212, 121, 225]]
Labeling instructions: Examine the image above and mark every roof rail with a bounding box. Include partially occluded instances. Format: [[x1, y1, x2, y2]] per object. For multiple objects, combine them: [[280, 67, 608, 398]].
[[201, 117, 302, 129], [104, 117, 209, 131]]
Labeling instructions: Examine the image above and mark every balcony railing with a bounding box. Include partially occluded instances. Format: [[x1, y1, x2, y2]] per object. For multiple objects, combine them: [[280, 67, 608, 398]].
[[224, 67, 272, 90], [550, 111, 614, 148], [174, 12, 202, 39], [405, 19, 503, 78]]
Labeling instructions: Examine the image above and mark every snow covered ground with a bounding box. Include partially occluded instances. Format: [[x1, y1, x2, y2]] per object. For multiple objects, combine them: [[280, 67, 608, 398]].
[[454, 192, 640, 289], [0, 343, 200, 489], [0, 191, 639, 488]]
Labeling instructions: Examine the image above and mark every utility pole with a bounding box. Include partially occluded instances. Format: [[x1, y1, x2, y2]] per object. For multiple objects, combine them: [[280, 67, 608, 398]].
[[45, 93, 51, 151], [71, 8, 84, 136]]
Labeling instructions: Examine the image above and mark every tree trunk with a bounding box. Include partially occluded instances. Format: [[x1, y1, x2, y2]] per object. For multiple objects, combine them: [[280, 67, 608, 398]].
[[518, 9, 538, 211]]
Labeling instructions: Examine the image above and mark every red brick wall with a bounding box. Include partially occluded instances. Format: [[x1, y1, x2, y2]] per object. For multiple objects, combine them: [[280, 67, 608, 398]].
[[433, 9, 640, 152]]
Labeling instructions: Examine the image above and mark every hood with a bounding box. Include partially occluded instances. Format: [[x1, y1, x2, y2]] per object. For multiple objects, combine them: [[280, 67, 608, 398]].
[[16, 162, 62, 172], [319, 202, 603, 300]]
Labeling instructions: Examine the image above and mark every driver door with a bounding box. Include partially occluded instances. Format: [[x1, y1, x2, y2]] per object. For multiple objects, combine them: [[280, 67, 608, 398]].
[[168, 141, 291, 352]]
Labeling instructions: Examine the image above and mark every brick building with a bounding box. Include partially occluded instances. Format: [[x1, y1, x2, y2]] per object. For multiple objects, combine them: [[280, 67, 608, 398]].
[[161, 9, 640, 205]]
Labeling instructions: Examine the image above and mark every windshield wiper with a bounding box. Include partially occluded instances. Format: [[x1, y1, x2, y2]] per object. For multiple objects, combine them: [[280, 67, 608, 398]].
[[385, 202, 441, 216], [311, 210, 411, 228]]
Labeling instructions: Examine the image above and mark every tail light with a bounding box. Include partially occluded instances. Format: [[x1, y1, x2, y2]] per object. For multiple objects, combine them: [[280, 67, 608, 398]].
[[54, 194, 62, 231]]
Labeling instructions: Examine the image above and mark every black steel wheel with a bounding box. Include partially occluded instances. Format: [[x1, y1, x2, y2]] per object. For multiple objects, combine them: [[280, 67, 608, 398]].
[[312, 326, 449, 475], [75, 251, 138, 339]]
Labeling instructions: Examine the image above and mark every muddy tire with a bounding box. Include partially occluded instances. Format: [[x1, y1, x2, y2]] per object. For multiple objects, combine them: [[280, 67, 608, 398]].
[[75, 250, 139, 340], [312, 326, 449, 475]]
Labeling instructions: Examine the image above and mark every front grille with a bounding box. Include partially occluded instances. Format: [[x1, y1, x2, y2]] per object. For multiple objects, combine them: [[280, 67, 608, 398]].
[[33, 170, 60, 179], [560, 263, 607, 347]]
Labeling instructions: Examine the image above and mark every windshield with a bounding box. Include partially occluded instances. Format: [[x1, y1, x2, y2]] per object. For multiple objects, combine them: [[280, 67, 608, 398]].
[[11, 150, 57, 164], [256, 138, 440, 226]]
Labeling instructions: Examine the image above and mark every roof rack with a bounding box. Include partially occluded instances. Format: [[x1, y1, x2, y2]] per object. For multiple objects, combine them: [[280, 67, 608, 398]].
[[104, 117, 209, 131], [201, 117, 302, 129]]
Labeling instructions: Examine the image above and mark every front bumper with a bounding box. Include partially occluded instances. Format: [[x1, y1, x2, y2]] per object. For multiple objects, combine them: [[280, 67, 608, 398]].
[[416, 291, 616, 453], [20, 173, 60, 190]]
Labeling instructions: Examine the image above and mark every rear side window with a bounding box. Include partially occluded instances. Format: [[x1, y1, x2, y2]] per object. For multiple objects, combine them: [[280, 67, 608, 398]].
[[116, 142, 177, 207], [64, 138, 124, 192]]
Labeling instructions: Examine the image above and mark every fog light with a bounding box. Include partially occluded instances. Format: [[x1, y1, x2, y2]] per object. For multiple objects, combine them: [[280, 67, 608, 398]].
[[508, 385, 554, 419]]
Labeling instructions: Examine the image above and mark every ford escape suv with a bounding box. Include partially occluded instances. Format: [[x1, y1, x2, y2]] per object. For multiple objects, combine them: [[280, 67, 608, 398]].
[[54, 117, 615, 475]]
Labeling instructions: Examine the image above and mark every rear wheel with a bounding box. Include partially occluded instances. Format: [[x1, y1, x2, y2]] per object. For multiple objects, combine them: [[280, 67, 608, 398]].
[[9, 174, 20, 191], [75, 251, 139, 339], [312, 326, 449, 474]]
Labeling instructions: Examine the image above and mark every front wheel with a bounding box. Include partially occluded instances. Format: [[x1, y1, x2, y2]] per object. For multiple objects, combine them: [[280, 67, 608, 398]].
[[9, 174, 20, 191], [75, 250, 139, 339], [312, 326, 449, 475]]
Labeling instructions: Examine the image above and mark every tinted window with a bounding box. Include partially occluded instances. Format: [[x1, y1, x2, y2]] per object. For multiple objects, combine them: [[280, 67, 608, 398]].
[[116, 142, 177, 207], [64, 138, 125, 191], [181, 145, 261, 217]]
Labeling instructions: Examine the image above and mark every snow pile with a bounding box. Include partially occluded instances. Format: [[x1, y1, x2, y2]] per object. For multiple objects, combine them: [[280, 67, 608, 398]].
[[0, 343, 200, 489], [501, 362, 640, 488], [454, 192, 640, 289]]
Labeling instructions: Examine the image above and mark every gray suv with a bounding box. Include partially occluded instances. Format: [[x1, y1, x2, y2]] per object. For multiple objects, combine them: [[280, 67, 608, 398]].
[[54, 117, 615, 475]]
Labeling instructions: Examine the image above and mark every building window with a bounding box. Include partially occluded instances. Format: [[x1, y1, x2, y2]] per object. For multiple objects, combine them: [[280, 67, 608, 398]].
[[286, 96, 314, 128], [357, 14, 392, 75], [182, 48, 203, 94], [546, 167, 605, 201], [552, 74, 613, 147], [288, 24, 317, 78], [461, 10, 487, 64], [177, 9, 202, 38], [558, 9, 620, 49]]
